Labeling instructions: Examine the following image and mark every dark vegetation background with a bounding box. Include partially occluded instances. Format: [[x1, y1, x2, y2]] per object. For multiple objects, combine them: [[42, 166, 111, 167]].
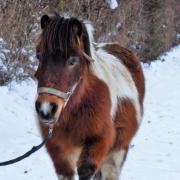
[[0, 0, 179, 85]]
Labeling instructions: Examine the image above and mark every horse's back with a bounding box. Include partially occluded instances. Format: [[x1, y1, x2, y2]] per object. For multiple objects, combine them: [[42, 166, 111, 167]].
[[104, 43, 145, 107]]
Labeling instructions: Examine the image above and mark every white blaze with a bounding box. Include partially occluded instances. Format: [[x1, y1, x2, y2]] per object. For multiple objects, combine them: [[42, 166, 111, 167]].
[[40, 101, 51, 115]]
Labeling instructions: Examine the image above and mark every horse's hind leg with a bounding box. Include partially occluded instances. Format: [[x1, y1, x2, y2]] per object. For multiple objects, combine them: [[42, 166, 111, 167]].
[[96, 149, 128, 180]]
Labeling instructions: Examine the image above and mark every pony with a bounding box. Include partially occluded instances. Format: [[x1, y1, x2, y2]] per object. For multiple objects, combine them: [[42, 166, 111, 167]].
[[35, 13, 145, 180]]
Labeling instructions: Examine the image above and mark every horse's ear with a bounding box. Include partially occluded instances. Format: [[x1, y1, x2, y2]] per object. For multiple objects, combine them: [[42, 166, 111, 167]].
[[72, 19, 83, 37], [41, 15, 51, 29]]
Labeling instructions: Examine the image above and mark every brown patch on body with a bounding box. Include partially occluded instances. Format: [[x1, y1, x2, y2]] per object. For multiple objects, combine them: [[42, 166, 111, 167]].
[[39, 74, 115, 178], [113, 99, 138, 151]]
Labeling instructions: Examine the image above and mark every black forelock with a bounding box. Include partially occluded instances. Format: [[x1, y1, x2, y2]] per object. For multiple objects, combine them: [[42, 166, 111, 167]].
[[41, 13, 91, 59]]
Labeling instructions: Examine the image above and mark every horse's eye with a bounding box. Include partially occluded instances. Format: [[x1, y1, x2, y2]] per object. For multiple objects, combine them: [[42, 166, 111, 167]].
[[67, 57, 79, 66]]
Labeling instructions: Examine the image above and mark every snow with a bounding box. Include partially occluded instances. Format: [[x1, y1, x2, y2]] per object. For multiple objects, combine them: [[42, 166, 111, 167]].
[[177, 33, 180, 39], [106, 0, 118, 9], [0, 38, 8, 71], [0, 80, 57, 179], [122, 45, 180, 180], [0, 45, 180, 179]]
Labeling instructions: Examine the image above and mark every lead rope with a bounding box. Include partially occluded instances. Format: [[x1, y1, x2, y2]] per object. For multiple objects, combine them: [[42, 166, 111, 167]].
[[0, 78, 81, 166], [0, 126, 53, 166]]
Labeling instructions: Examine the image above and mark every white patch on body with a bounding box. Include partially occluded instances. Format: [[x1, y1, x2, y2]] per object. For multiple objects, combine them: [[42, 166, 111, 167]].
[[84, 23, 141, 123], [100, 150, 126, 180]]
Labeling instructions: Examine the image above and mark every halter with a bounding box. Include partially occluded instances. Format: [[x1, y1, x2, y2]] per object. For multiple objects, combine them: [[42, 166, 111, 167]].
[[37, 80, 81, 130], [36, 53, 93, 126], [37, 79, 80, 106]]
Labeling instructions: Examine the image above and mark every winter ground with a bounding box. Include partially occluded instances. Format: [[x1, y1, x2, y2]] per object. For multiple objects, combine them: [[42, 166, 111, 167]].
[[0, 45, 180, 180]]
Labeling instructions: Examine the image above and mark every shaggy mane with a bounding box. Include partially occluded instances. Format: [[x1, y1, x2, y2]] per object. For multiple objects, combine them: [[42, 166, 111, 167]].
[[41, 13, 91, 58]]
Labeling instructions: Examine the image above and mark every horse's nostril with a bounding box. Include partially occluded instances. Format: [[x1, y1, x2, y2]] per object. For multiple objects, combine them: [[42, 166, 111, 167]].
[[35, 101, 41, 113], [50, 102, 58, 115], [40, 111, 51, 120]]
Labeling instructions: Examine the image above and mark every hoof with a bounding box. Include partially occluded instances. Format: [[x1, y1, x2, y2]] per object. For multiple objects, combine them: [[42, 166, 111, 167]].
[[78, 163, 96, 180]]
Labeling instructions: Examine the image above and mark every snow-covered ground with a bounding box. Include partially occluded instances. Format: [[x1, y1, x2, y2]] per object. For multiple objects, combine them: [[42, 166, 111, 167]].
[[0, 45, 180, 180]]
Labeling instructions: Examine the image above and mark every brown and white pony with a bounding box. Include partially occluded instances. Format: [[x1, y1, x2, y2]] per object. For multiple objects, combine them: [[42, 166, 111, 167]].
[[35, 13, 145, 180]]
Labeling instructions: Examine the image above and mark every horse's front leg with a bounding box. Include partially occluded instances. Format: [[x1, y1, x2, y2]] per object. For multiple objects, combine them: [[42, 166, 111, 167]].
[[45, 142, 75, 180], [77, 130, 115, 180]]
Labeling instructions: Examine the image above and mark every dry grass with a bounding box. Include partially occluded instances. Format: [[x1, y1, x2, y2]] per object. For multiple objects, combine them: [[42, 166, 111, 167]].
[[0, 0, 179, 84]]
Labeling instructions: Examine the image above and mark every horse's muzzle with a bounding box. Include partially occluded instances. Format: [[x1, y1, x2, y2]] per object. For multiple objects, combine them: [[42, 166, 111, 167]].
[[35, 101, 57, 118], [35, 94, 65, 126]]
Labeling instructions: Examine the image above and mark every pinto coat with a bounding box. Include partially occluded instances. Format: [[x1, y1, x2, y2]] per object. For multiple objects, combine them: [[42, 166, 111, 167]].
[[35, 13, 145, 180]]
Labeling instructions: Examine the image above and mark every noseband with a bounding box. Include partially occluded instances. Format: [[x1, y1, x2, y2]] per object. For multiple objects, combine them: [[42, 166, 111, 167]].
[[38, 87, 71, 100], [37, 80, 80, 102]]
